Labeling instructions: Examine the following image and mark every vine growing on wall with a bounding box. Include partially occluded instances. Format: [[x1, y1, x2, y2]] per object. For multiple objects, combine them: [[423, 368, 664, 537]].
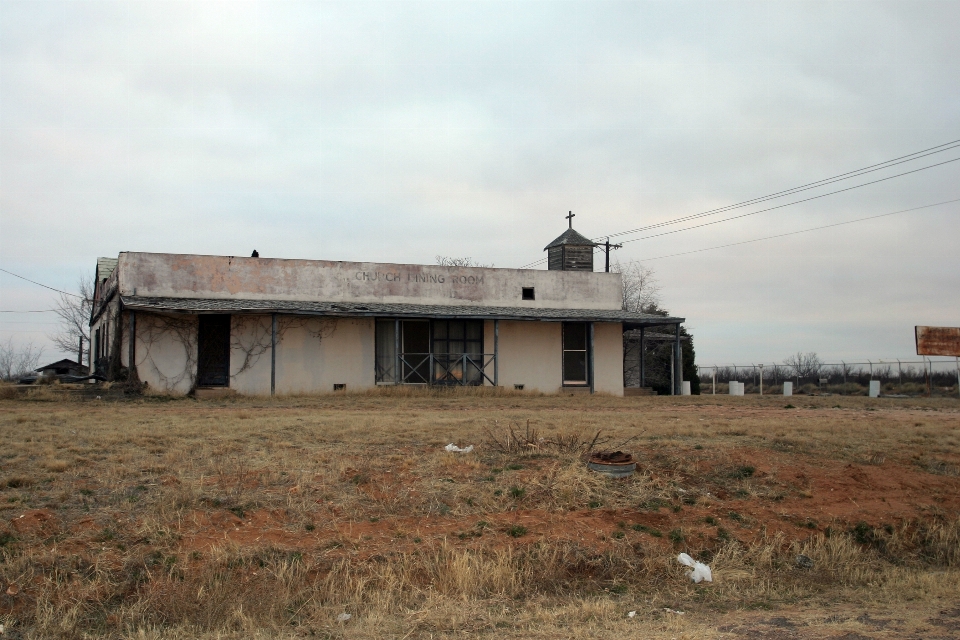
[[132, 313, 339, 393], [229, 315, 339, 379], [136, 314, 199, 392]]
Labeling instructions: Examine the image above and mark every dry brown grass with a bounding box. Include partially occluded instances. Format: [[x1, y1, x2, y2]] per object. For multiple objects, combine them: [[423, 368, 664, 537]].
[[0, 389, 958, 638]]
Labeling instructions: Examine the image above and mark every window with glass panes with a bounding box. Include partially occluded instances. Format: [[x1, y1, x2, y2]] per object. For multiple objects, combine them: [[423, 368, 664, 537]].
[[432, 320, 484, 385], [562, 322, 589, 385]]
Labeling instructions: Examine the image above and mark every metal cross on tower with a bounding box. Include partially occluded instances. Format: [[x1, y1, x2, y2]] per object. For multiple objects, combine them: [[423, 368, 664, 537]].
[[565, 211, 575, 228]]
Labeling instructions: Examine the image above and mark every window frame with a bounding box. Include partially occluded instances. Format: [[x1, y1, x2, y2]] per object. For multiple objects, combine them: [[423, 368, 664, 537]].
[[561, 322, 589, 386]]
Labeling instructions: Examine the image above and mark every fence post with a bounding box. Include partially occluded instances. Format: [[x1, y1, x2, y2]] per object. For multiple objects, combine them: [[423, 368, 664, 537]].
[[712, 366, 716, 395], [956, 356, 959, 398], [898, 359, 902, 388], [759, 364, 764, 395]]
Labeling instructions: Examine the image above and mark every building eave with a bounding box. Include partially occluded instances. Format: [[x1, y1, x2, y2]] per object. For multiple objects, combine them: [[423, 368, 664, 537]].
[[120, 296, 685, 326]]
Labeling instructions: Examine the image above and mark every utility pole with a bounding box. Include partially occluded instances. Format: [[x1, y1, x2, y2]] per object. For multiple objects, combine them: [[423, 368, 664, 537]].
[[603, 238, 622, 273]]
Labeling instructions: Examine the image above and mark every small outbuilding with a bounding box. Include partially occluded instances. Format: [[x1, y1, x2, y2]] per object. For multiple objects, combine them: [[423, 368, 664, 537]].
[[37, 359, 87, 379]]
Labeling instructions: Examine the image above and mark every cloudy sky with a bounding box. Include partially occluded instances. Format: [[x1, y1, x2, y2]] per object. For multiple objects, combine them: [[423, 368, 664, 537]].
[[1, 0, 958, 367]]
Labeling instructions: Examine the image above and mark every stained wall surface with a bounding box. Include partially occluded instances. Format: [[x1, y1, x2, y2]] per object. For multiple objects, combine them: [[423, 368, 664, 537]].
[[125, 312, 622, 396], [116, 252, 622, 311]]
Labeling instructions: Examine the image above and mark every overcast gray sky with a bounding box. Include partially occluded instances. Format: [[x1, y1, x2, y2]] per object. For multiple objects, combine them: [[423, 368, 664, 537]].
[[1, 0, 958, 367]]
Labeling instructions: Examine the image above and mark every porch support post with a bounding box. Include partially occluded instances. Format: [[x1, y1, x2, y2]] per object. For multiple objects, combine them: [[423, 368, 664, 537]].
[[639, 326, 645, 387], [494, 319, 499, 387], [589, 322, 595, 394], [270, 313, 277, 396], [394, 319, 400, 385], [674, 323, 681, 396], [128, 311, 136, 374]]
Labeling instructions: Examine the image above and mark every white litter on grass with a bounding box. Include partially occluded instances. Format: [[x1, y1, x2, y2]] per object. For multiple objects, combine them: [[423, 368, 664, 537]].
[[677, 553, 713, 583], [336, 613, 352, 623], [664, 608, 685, 615], [627, 611, 636, 618], [444, 444, 474, 453]]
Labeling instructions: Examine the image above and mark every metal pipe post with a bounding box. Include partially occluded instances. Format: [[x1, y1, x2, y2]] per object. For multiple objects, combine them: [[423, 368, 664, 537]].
[[674, 323, 681, 395], [493, 319, 499, 386], [270, 313, 277, 396], [712, 366, 716, 395], [639, 326, 645, 387], [670, 350, 675, 396], [759, 364, 764, 395], [589, 322, 595, 394], [394, 319, 400, 385]]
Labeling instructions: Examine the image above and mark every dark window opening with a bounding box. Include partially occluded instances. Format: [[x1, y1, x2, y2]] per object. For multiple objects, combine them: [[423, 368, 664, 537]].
[[521, 287, 535, 301], [333, 383, 346, 391], [514, 384, 525, 390], [402, 320, 430, 383], [197, 315, 231, 387], [432, 319, 483, 385], [562, 322, 588, 385]]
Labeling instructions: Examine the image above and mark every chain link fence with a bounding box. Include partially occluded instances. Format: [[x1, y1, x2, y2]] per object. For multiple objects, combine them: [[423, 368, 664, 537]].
[[697, 358, 960, 397]]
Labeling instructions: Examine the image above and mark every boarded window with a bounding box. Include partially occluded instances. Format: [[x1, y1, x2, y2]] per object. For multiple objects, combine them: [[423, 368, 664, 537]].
[[197, 315, 231, 387], [562, 322, 588, 385]]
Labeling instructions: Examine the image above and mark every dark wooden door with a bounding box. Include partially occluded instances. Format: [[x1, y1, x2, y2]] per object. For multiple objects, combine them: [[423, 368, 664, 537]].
[[197, 315, 231, 387]]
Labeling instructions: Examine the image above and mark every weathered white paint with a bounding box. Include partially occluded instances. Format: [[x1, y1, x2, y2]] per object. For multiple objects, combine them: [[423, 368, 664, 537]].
[[592, 322, 625, 396], [783, 381, 793, 396], [116, 252, 622, 310], [134, 313, 197, 395], [496, 321, 562, 392]]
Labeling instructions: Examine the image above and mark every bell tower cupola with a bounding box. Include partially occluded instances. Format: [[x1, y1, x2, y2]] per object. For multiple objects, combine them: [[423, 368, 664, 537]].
[[543, 212, 598, 271]]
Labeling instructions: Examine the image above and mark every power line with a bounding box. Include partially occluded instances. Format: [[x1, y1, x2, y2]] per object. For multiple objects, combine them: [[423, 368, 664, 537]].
[[519, 154, 960, 268], [600, 138, 960, 241], [639, 198, 960, 262], [615, 156, 960, 246], [0, 310, 57, 313], [0, 268, 84, 299]]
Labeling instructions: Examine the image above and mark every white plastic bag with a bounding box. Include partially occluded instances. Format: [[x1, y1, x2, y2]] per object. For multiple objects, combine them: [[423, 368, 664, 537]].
[[444, 443, 474, 453], [336, 613, 352, 623], [677, 553, 712, 583]]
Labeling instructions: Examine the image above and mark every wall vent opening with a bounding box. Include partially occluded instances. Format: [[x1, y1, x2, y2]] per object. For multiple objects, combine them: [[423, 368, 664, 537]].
[[521, 287, 535, 300], [514, 384, 525, 390], [333, 384, 346, 391]]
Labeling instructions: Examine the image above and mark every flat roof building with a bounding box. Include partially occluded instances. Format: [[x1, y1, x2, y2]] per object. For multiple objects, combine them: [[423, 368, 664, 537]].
[[90, 224, 684, 396]]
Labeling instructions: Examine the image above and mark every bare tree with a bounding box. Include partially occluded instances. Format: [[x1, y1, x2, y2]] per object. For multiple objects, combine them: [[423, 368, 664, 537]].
[[50, 274, 94, 363], [435, 256, 493, 268], [783, 351, 823, 379], [0, 338, 45, 381], [612, 260, 661, 313]]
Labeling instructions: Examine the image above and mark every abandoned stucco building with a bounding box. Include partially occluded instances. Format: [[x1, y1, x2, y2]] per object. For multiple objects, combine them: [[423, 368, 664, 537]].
[[89, 224, 685, 396]]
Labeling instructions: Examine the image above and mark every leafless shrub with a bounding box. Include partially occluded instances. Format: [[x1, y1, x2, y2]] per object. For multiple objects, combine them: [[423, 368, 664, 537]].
[[483, 421, 609, 455], [435, 256, 493, 268], [784, 351, 823, 379], [0, 338, 45, 381]]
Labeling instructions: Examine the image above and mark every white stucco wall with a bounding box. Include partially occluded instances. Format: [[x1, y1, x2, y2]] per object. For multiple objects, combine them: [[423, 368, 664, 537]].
[[593, 322, 625, 396], [125, 311, 622, 396], [133, 313, 197, 395], [496, 321, 562, 393], [116, 252, 622, 310], [273, 317, 375, 395]]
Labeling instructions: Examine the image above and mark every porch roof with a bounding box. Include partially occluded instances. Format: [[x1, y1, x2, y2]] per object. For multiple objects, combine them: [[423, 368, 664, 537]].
[[120, 296, 683, 328]]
